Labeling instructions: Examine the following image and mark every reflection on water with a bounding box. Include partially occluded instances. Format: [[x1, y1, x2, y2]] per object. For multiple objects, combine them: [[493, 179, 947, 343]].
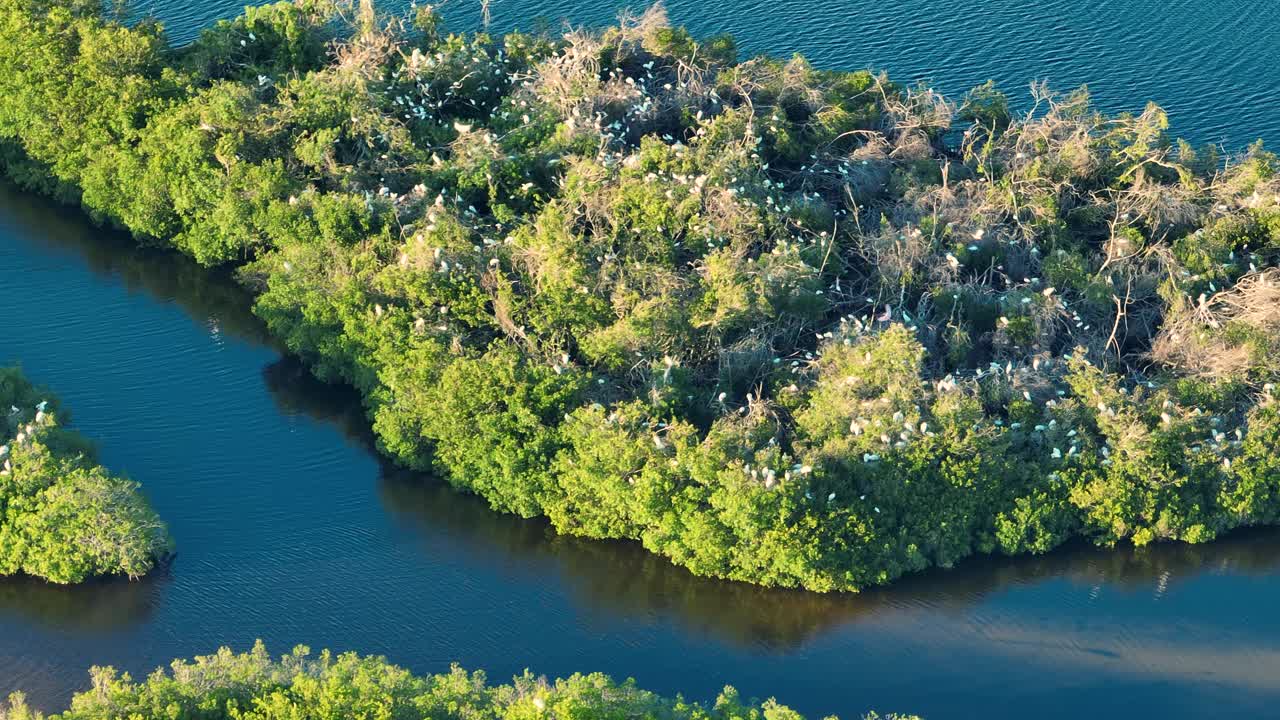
[[0, 189, 273, 349], [384, 475, 1280, 652], [262, 350, 1280, 653], [261, 353, 868, 652]]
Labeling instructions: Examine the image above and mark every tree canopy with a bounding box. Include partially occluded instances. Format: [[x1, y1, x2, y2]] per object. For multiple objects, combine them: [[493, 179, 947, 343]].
[[0, 642, 918, 720], [1, 0, 1278, 591], [0, 367, 171, 583]]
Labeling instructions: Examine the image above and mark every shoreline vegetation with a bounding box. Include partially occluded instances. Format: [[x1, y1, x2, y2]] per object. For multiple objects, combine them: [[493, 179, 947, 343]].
[[0, 368, 171, 583], [0, 642, 919, 720], [1, 0, 1278, 593]]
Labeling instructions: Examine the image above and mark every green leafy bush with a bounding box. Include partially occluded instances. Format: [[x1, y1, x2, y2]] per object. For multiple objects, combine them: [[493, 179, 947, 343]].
[[0, 642, 919, 720], [2, 0, 1280, 592], [0, 368, 171, 583]]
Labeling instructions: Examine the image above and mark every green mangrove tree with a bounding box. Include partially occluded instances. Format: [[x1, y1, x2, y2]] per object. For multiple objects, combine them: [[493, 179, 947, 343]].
[[1, 0, 1278, 591], [0, 367, 171, 583]]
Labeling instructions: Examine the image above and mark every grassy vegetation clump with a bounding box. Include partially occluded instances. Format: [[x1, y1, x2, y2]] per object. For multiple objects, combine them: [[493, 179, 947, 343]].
[[0, 368, 171, 583], [0, 642, 918, 720], [2, 0, 1280, 591]]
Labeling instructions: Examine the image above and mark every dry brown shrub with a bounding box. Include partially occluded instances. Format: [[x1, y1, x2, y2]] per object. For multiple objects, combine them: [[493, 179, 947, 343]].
[[449, 126, 502, 166], [877, 81, 953, 159], [702, 187, 762, 250], [531, 30, 604, 116], [1151, 270, 1280, 380], [889, 182, 966, 227], [332, 0, 404, 82], [616, 2, 671, 43], [1107, 178, 1205, 250], [1212, 149, 1280, 209], [523, 4, 718, 148], [882, 83, 953, 137], [843, 137, 894, 201], [856, 220, 932, 292], [778, 56, 825, 115], [718, 331, 776, 388]]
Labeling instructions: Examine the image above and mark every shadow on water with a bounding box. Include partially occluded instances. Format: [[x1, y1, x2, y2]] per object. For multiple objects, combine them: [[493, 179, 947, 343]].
[[0, 183, 274, 349], [380, 474, 1280, 649], [260, 354, 1280, 651], [0, 573, 166, 633]]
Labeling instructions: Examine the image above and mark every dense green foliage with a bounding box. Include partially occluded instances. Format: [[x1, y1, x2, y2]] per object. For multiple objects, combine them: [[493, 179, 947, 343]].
[[2, 0, 1279, 591], [0, 368, 170, 583], [0, 643, 916, 720]]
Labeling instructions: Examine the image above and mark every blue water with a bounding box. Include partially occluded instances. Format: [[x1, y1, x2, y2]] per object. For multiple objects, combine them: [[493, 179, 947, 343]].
[[134, 0, 1280, 152], [4, 2, 1280, 717]]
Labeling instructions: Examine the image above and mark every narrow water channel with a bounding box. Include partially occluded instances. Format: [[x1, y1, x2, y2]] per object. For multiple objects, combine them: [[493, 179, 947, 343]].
[[4, 184, 1280, 718]]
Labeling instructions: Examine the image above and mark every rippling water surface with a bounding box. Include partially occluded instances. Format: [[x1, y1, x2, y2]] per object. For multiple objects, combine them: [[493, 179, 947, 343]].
[[131, 0, 1280, 150], [4, 1, 1280, 717]]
